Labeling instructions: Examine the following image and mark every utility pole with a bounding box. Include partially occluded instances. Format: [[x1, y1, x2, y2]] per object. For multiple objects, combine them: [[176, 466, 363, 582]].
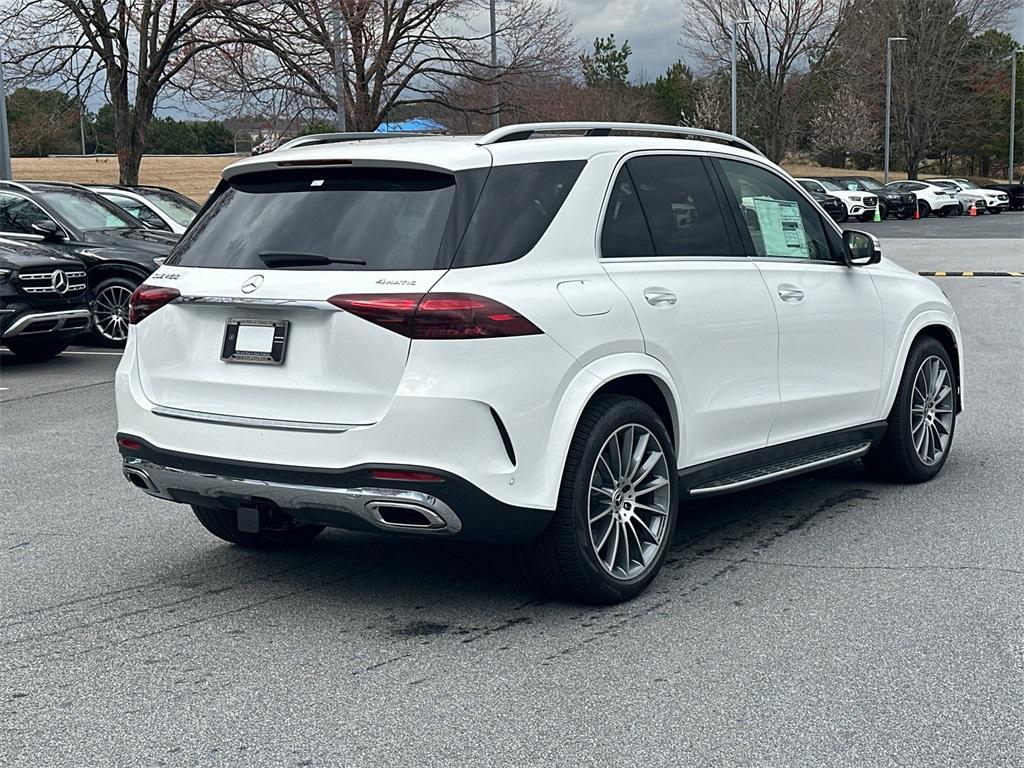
[[1010, 50, 1022, 184], [490, 0, 499, 130], [730, 19, 751, 136], [332, 2, 347, 132], [883, 36, 907, 185], [0, 48, 12, 180]]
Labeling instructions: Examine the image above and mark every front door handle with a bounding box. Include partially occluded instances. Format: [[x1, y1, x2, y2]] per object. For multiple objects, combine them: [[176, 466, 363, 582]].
[[643, 287, 677, 308], [777, 284, 805, 303]]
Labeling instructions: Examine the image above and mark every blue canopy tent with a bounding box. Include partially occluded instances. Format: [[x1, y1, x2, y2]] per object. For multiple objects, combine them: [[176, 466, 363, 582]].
[[375, 118, 446, 134]]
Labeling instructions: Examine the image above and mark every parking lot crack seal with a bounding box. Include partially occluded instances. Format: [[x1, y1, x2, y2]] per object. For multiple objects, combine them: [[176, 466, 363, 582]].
[[703, 556, 1024, 578]]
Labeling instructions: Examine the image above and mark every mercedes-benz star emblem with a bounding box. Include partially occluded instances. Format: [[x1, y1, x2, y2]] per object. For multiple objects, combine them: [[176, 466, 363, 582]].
[[51, 271, 70, 295], [241, 275, 264, 294]]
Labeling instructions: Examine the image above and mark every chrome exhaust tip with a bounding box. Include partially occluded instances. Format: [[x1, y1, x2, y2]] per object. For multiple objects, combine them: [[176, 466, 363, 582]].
[[123, 466, 157, 494], [366, 500, 449, 530]]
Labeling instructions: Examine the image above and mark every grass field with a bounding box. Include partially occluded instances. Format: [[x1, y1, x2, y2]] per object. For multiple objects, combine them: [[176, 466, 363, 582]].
[[11, 154, 909, 203]]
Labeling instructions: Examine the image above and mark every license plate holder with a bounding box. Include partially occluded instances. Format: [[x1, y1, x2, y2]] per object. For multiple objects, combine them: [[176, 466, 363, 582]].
[[221, 318, 289, 365]]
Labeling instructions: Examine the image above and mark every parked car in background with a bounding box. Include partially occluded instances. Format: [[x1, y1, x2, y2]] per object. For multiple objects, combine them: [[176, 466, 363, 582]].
[[0, 181, 177, 346], [929, 179, 1008, 214], [116, 122, 963, 604], [89, 185, 201, 234], [884, 180, 961, 217], [0, 238, 90, 361], [983, 179, 1024, 210], [794, 177, 878, 221], [806, 188, 848, 222], [832, 177, 917, 220]]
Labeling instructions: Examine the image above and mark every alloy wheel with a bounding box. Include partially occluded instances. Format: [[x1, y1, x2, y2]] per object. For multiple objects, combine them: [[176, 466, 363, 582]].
[[587, 424, 671, 580], [911, 355, 955, 466], [93, 284, 134, 342]]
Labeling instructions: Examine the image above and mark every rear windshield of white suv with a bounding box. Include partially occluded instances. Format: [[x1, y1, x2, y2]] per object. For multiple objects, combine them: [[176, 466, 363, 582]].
[[169, 168, 457, 271]]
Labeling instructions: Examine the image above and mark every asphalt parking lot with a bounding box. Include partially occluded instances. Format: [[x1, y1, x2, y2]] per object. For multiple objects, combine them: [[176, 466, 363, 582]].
[[2, 227, 1022, 766]]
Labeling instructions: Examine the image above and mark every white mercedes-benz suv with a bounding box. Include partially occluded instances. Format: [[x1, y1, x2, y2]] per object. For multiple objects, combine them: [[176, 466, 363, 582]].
[[116, 122, 963, 603]]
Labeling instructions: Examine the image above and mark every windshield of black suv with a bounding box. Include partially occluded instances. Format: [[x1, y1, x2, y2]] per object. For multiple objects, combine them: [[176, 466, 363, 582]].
[[815, 179, 843, 192], [170, 168, 458, 271], [139, 189, 200, 227], [43, 189, 139, 231]]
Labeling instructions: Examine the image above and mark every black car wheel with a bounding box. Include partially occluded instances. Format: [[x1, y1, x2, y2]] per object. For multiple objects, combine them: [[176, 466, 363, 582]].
[[91, 276, 140, 346], [878, 201, 890, 220], [4, 338, 70, 362], [918, 201, 932, 218], [990, 207, 1002, 215]]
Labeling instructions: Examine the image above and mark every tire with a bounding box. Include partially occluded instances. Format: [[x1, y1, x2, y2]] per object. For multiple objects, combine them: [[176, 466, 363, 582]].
[[838, 205, 850, 223], [90, 275, 141, 347], [990, 207, 1001, 215], [952, 204, 964, 216], [935, 206, 949, 218], [863, 336, 956, 483], [918, 201, 932, 218], [878, 201, 890, 220], [520, 395, 679, 604], [191, 505, 324, 549], [5, 337, 69, 362], [858, 211, 874, 222]]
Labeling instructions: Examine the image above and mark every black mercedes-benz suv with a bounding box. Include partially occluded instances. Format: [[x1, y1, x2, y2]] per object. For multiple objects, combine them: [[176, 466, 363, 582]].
[[831, 176, 917, 220], [0, 181, 178, 346], [0, 238, 91, 361]]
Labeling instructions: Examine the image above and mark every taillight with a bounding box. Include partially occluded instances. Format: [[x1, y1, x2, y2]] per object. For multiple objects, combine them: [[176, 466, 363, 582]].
[[328, 293, 541, 339], [129, 284, 180, 324]]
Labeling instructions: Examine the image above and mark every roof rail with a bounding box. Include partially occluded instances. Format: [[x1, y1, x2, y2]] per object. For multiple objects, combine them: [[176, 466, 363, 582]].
[[278, 131, 443, 151], [476, 122, 764, 157], [0, 180, 35, 193], [4, 179, 97, 194]]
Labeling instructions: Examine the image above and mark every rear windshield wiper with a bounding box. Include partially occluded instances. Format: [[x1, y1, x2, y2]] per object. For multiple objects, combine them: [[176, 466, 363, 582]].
[[258, 251, 367, 268]]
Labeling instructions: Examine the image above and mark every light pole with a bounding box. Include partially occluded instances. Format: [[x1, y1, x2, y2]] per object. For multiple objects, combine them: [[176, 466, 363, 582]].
[[883, 36, 907, 185], [1009, 49, 1023, 184], [490, 0, 499, 130], [730, 19, 751, 137], [0, 48, 12, 180], [332, 2, 347, 132]]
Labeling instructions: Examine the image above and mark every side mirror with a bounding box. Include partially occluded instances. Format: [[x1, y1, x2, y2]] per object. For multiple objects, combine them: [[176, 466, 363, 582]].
[[843, 229, 881, 266], [31, 220, 64, 241]]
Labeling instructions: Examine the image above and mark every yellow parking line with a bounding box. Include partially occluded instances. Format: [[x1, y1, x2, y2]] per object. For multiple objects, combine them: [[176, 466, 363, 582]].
[[962, 271, 973, 277]]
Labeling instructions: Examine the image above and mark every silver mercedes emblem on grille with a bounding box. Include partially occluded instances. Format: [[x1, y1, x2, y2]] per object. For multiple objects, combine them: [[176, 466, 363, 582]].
[[241, 275, 264, 294], [51, 270, 70, 294]]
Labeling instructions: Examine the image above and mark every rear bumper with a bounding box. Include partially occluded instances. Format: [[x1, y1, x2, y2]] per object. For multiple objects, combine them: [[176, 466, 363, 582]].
[[118, 437, 552, 543]]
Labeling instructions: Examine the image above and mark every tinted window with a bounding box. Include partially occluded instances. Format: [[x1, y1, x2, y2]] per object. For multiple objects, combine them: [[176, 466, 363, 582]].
[[453, 161, 585, 267], [170, 168, 456, 271], [625, 155, 735, 257], [43, 190, 138, 230], [139, 189, 200, 226], [105, 195, 169, 230], [601, 166, 655, 258], [719, 159, 835, 262], [798, 180, 824, 194], [0, 193, 52, 234]]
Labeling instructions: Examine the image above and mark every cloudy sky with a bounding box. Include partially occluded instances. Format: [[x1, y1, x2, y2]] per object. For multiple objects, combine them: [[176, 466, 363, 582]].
[[561, 0, 693, 80]]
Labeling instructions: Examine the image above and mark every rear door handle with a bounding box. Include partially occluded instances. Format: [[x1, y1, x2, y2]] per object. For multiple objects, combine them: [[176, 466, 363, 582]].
[[777, 284, 805, 303], [643, 288, 677, 307]]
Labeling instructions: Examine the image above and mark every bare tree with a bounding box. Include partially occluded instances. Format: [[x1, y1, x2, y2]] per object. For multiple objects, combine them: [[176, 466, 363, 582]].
[[203, 0, 575, 132], [5, 0, 257, 183], [681, 0, 849, 161], [810, 84, 876, 165]]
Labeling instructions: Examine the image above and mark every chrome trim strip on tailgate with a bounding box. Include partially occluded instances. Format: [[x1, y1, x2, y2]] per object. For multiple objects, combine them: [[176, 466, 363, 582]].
[[150, 404, 361, 433], [175, 296, 336, 311]]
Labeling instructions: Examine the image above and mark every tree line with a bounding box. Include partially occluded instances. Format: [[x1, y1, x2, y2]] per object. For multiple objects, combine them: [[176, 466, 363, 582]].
[[3, 0, 1019, 183]]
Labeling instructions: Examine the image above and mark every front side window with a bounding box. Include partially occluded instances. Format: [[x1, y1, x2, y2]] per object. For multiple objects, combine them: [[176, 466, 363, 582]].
[[139, 189, 200, 226], [105, 195, 169, 231], [798, 180, 826, 194], [718, 159, 836, 262], [0, 192, 53, 235], [42, 190, 137, 231]]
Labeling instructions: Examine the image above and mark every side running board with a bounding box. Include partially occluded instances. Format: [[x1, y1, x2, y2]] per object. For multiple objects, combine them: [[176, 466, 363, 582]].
[[687, 441, 872, 497]]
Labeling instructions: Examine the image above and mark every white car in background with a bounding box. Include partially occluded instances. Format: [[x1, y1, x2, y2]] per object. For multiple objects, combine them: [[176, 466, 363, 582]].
[[115, 122, 964, 603], [794, 178, 878, 222], [883, 180, 961, 217], [929, 179, 1009, 214], [89, 185, 201, 234]]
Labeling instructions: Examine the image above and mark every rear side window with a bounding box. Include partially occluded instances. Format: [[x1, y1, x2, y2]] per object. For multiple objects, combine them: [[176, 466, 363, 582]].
[[169, 168, 456, 271], [601, 167, 655, 258], [625, 155, 736, 257], [452, 161, 585, 268]]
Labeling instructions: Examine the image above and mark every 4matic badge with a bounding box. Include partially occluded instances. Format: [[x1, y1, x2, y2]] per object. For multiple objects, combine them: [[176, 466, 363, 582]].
[[376, 278, 417, 286]]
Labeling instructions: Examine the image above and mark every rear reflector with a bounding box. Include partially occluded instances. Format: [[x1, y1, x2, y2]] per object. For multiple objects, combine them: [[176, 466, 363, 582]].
[[129, 284, 180, 324], [328, 293, 541, 339], [117, 437, 142, 450], [369, 469, 445, 483]]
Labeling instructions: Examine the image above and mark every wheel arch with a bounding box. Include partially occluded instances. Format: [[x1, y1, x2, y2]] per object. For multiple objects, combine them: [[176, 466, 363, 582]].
[[86, 263, 150, 291], [881, 312, 964, 418]]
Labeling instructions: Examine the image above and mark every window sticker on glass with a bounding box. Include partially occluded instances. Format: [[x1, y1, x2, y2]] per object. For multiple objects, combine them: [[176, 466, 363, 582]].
[[751, 197, 810, 259]]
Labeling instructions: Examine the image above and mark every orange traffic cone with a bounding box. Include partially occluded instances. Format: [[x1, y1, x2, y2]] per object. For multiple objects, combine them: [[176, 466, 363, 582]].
[[968, 201, 977, 216], [913, 205, 920, 220]]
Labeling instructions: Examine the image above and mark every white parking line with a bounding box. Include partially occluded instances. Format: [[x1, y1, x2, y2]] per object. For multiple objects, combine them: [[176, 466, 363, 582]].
[[64, 350, 123, 356]]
